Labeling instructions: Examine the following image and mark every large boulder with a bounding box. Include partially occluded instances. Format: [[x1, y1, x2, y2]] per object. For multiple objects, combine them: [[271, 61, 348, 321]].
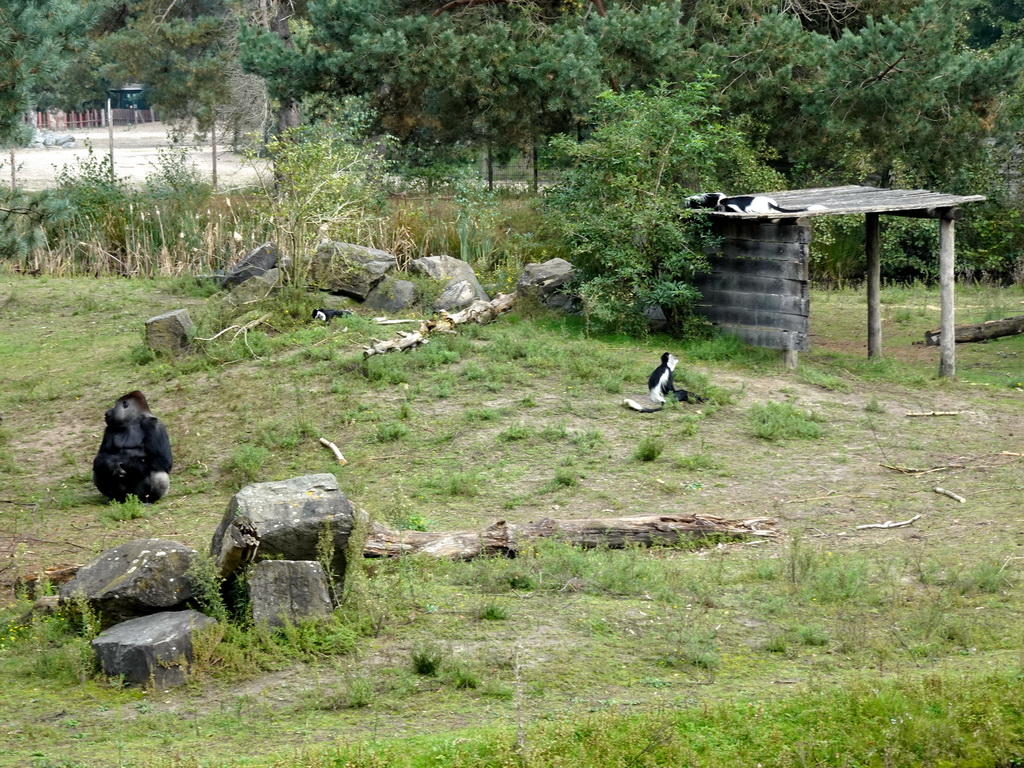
[[225, 267, 280, 306], [92, 610, 216, 689], [363, 278, 417, 313], [221, 242, 279, 289], [145, 309, 194, 354], [308, 241, 397, 300], [409, 255, 489, 311], [516, 258, 576, 311], [59, 539, 196, 626], [248, 560, 334, 627], [210, 474, 362, 582]]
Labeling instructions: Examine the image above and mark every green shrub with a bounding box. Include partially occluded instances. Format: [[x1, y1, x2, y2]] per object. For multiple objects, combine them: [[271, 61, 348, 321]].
[[749, 401, 824, 441], [411, 641, 448, 676], [546, 81, 784, 334], [634, 434, 665, 461]]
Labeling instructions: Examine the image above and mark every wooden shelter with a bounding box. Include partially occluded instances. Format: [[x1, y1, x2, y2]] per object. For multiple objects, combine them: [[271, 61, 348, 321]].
[[694, 185, 986, 377]]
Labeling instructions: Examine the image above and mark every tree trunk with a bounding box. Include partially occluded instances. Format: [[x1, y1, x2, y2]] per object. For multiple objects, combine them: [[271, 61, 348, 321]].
[[270, 1, 301, 134], [364, 513, 778, 559], [925, 315, 1024, 345]]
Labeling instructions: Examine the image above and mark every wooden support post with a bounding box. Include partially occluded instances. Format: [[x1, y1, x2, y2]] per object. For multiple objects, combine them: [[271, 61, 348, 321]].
[[106, 98, 115, 181], [211, 123, 218, 192], [866, 212, 882, 358], [938, 212, 956, 378]]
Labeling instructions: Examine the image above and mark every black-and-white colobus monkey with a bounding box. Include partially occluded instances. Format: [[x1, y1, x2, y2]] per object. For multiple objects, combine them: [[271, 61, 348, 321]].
[[686, 192, 827, 214], [624, 353, 705, 412], [312, 308, 353, 322], [92, 390, 172, 503]]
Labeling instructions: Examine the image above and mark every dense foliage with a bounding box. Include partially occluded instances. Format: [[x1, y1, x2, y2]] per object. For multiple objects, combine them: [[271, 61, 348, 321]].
[[241, 0, 1024, 191], [546, 82, 784, 334]]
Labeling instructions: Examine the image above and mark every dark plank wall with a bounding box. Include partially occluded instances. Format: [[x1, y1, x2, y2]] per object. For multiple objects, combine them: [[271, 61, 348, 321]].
[[694, 219, 811, 351]]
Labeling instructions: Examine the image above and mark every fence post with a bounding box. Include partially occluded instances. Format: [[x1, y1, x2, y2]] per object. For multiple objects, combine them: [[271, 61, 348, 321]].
[[487, 145, 493, 191], [532, 145, 539, 193], [211, 124, 218, 192], [107, 98, 115, 181], [9, 149, 15, 191]]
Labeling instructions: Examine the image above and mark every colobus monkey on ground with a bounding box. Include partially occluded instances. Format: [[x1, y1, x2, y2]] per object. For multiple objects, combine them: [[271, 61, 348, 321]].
[[686, 192, 827, 215], [312, 308, 353, 322], [624, 353, 706, 413], [92, 391, 172, 503]]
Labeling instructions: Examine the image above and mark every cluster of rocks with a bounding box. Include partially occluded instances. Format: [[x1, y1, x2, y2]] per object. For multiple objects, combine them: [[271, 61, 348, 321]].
[[27, 129, 76, 148], [219, 240, 575, 315], [144, 239, 576, 355], [58, 474, 363, 688]]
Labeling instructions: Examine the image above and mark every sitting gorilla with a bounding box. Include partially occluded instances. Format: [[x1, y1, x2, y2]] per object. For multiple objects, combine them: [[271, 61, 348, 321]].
[[92, 390, 172, 503]]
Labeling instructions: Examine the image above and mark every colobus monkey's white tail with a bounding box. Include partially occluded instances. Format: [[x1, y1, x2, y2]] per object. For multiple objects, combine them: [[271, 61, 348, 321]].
[[624, 398, 663, 413]]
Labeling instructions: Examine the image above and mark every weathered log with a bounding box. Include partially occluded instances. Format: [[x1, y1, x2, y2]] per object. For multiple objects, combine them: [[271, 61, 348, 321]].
[[363, 293, 516, 357], [363, 330, 429, 357], [364, 513, 778, 559], [214, 515, 261, 578], [925, 315, 1024, 345]]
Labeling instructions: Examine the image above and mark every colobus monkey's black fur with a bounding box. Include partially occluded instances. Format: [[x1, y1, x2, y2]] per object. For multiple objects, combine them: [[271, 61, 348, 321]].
[[92, 391, 172, 503], [312, 308, 353, 322], [624, 353, 706, 413], [686, 192, 826, 215]]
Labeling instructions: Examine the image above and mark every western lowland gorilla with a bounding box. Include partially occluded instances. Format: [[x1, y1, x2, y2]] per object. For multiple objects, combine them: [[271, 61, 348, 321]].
[[624, 353, 706, 412], [92, 390, 172, 503]]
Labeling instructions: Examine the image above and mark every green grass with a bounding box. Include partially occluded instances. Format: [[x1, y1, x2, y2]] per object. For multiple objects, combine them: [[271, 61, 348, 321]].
[[3, 276, 1024, 767]]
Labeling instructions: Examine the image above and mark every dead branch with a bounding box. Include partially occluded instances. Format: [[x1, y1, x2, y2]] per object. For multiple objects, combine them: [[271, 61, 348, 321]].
[[906, 411, 962, 417], [933, 486, 966, 503], [364, 513, 778, 559], [319, 437, 347, 465], [856, 514, 922, 530], [363, 293, 515, 358], [880, 462, 963, 475]]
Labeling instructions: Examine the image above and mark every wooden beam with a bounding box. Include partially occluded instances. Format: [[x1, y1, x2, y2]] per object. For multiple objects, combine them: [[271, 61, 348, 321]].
[[886, 207, 965, 221], [938, 214, 956, 378], [866, 212, 882, 358]]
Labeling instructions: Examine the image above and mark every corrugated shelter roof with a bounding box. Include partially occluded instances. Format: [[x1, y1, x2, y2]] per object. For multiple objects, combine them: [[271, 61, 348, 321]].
[[710, 185, 986, 219]]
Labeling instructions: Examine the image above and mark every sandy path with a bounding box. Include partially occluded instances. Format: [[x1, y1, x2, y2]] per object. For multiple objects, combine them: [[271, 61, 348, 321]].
[[4, 122, 265, 192]]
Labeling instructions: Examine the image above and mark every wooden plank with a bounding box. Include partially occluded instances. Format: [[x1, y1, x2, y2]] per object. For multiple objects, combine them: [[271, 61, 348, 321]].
[[713, 220, 812, 243], [693, 272, 808, 297], [703, 254, 808, 280], [710, 239, 810, 261], [696, 305, 809, 333], [695, 289, 809, 316], [714, 325, 809, 351]]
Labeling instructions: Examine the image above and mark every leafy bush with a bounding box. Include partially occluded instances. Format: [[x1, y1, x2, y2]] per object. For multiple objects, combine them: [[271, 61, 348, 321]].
[[749, 401, 824, 441], [546, 81, 784, 334], [254, 124, 388, 280]]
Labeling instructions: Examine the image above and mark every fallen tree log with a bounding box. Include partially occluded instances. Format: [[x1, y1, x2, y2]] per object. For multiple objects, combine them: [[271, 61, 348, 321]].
[[364, 513, 778, 559], [925, 315, 1024, 345], [363, 293, 516, 357]]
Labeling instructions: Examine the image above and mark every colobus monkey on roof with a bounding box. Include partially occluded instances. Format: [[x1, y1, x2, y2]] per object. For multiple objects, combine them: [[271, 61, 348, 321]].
[[686, 192, 827, 214], [624, 353, 706, 413]]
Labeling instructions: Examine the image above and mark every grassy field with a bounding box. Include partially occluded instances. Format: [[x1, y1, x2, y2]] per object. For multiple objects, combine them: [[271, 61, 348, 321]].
[[1, 274, 1023, 767]]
